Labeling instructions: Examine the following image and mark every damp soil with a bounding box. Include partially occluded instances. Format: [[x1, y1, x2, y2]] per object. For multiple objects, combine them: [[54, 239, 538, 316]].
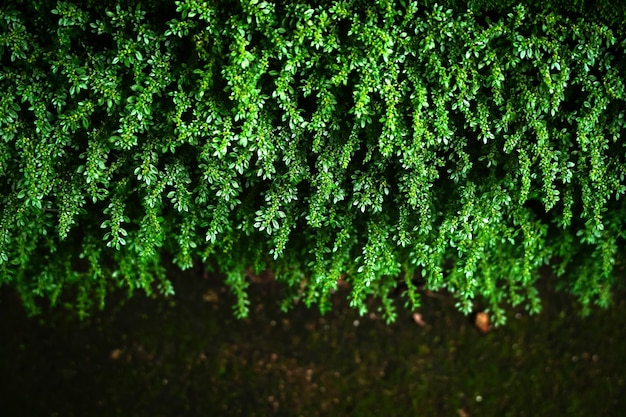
[[0, 267, 624, 417]]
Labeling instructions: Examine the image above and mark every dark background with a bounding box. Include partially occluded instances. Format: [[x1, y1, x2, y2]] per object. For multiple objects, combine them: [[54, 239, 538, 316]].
[[0, 265, 624, 416]]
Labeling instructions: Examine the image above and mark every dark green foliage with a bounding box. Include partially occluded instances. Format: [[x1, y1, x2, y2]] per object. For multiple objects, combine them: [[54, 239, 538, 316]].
[[1, 0, 625, 324], [437, 0, 626, 36]]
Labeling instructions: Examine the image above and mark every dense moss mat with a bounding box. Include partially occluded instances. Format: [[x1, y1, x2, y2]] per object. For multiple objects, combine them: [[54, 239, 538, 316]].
[[0, 267, 624, 416]]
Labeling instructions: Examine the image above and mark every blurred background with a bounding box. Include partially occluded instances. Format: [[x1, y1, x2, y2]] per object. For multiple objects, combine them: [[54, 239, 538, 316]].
[[0, 265, 624, 417]]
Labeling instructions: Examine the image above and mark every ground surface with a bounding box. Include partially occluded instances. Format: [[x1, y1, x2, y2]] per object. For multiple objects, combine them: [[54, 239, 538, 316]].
[[0, 267, 624, 416]]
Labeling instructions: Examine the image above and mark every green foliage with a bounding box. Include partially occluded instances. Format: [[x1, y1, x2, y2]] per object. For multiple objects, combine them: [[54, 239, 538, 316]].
[[1, 0, 625, 324]]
